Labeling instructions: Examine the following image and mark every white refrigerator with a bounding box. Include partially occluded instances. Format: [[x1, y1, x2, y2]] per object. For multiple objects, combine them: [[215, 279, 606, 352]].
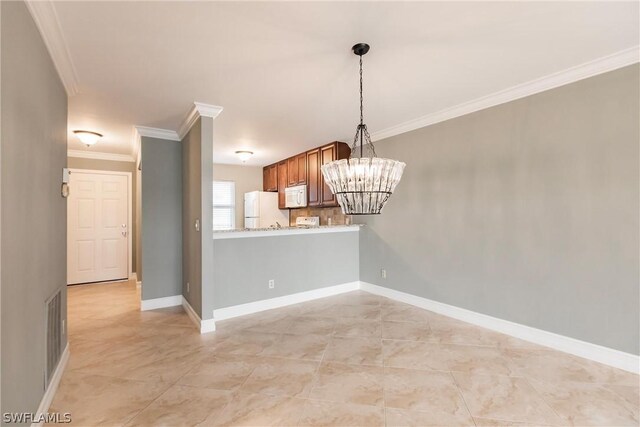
[[244, 191, 289, 229]]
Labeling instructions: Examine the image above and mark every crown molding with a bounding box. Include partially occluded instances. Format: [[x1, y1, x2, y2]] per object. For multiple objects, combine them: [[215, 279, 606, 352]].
[[371, 46, 640, 142], [135, 125, 180, 141], [68, 150, 135, 163], [178, 102, 224, 140], [25, 1, 79, 97]]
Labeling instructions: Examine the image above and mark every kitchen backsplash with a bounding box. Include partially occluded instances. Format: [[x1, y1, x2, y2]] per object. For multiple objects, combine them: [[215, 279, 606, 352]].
[[290, 207, 349, 226]]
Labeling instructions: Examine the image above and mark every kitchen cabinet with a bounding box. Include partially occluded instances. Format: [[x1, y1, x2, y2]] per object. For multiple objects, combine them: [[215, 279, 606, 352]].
[[307, 149, 321, 206], [263, 164, 278, 192], [287, 157, 298, 187], [320, 143, 337, 205], [287, 153, 306, 187], [277, 161, 288, 209], [263, 141, 349, 208]]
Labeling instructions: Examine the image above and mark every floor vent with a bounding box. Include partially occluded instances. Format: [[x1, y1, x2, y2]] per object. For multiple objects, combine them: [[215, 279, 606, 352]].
[[45, 289, 62, 386]]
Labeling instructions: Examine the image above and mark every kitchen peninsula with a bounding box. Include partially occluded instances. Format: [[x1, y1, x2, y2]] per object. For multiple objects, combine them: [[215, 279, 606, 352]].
[[208, 224, 360, 323]]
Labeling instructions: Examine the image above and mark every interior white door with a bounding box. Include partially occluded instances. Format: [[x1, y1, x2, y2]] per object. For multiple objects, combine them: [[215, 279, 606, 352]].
[[67, 172, 129, 284]]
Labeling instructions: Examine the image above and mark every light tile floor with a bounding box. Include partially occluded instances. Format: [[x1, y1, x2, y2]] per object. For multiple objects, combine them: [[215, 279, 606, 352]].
[[50, 280, 639, 426]]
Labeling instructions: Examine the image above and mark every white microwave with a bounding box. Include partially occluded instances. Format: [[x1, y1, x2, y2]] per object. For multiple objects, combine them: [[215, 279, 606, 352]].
[[285, 185, 307, 208]]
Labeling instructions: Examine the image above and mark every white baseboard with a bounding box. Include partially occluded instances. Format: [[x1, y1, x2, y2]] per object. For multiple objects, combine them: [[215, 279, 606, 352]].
[[182, 297, 216, 333], [212, 281, 360, 322], [140, 295, 182, 311], [360, 281, 639, 374], [129, 272, 137, 281], [32, 343, 70, 427]]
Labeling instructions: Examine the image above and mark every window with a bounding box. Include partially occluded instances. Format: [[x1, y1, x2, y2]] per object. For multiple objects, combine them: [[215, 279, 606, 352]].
[[213, 180, 235, 230]]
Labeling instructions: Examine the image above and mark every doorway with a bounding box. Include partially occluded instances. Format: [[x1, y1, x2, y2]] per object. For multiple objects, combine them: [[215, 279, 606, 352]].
[[67, 169, 132, 285]]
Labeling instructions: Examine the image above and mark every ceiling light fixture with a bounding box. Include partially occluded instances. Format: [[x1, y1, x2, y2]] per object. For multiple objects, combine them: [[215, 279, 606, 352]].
[[235, 150, 254, 162], [321, 43, 406, 215], [73, 130, 103, 147]]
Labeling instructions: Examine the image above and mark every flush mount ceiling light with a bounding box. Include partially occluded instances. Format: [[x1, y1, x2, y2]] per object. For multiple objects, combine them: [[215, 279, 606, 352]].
[[235, 150, 254, 162], [321, 43, 406, 215], [73, 130, 103, 147]]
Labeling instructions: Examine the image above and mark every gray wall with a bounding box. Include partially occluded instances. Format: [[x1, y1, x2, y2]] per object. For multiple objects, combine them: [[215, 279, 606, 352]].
[[67, 157, 139, 275], [141, 137, 182, 300], [182, 117, 215, 318], [358, 64, 639, 355], [1, 0, 68, 415], [212, 231, 359, 311]]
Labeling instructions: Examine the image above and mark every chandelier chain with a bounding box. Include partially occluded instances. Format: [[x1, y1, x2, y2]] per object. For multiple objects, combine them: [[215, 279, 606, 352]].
[[359, 55, 364, 126]]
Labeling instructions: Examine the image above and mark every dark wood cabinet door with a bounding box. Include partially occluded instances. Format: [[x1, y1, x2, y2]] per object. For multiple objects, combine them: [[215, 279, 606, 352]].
[[296, 153, 306, 185], [320, 143, 337, 206], [263, 164, 278, 192], [307, 149, 320, 206], [263, 167, 269, 191], [277, 161, 288, 209], [287, 157, 298, 187]]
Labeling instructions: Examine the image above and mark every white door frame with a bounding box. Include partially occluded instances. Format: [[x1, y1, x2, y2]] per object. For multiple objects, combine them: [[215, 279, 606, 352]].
[[69, 169, 134, 280]]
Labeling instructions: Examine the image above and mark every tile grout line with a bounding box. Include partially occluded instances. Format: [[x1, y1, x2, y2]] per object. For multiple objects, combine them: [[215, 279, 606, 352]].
[[448, 370, 478, 427]]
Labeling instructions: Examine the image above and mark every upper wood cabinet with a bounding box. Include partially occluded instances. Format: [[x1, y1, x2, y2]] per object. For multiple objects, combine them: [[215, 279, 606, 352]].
[[286, 153, 306, 187], [296, 153, 306, 185], [263, 163, 278, 192], [306, 149, 321, 206], [263, 141, 349, 207], [277, 161, 288, 209], [320, 144, 337, 206]]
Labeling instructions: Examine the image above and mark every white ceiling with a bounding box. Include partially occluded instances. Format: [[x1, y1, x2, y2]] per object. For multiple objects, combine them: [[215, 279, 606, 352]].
[[51, 1, 638, 165]]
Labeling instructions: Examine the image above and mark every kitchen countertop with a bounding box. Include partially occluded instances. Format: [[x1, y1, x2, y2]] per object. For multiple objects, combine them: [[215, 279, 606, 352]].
[[213, 224, 362, 239]]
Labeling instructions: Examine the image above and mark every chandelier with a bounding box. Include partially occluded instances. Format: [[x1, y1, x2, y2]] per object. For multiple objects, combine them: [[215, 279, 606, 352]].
[[321, 43, 405, 215]]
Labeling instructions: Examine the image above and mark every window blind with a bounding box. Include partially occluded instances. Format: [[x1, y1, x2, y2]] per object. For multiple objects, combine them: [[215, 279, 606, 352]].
[[213, 180, 235, 230]]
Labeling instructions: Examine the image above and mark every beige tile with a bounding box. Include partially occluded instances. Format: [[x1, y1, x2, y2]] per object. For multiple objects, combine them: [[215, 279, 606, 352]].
[[323, 336, 383, 366], [243, 317, 294, 334], [605, 384, 640, 408], [336, 304, 382, 319], [125, 385, 231, 426], [384, 368, 473, 424], [452, 372, 563, 425], [381, 304, 431, 323], [382, 320, 432, 341], [530, 378, 639, 426], [210, 392, 305, 426], [428, 319, 515, 348], [309, 362, 384, 406], [299, 400, 384, 427], [445, 344, 518, 376], [506, 348, 639, 386], [210, 331, 280, 355], [333, 318, 381, 338], [473, 417, 551, 426], [286, 316, 336, 336], [240, 358, 319, 397], [60, 281, 639, 427], [177, 354, 258, 390], [382, 340, 450, 371], [260, 333, 329, 360], [49, 372, 169, 426], [385, 408, 474, 427]]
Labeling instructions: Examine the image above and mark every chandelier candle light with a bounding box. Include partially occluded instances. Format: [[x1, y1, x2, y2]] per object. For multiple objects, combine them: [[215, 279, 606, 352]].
[[321, 43, 405, 215]]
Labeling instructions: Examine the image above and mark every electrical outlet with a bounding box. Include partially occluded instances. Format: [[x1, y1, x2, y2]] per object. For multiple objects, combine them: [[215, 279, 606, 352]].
[[381, 269, 387, 279], [268, 279, 275, 289], [187, 282, 190, 293]]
